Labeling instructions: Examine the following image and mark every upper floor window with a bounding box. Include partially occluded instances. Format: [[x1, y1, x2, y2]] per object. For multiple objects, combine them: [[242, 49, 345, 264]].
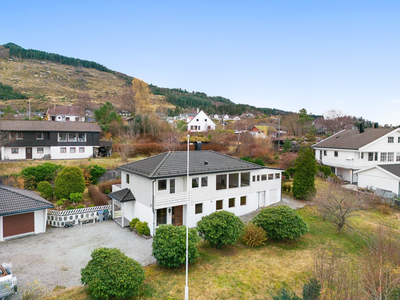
[[388, 152, 394, 162], [241, 172, 250, 187], [158, 179, 167, 191], [201, 177, 208, 187], [58, 133, 67, 142], [126, 174, 130, 184], [170, 179, 175, 193], [396, 152, 400, 162], [229, 173, 239, 188], [268, 174, 274, 180], [192, 177, 199, 188], [334, 151, 338, 157], [275, 173, 280, 179], [68, 133, 77, 142], [381, 152, 387, 162], [368, 152, 374, 161], [388, 137, 394, 143], [36, 132, 44, 140], [323, 150, 327, 156], [216, 174, 227, 190], [398, 137, 400, 143], [16, 132, 23, 140], [78, 133, 86, 142], [261, 175, 267, 181]]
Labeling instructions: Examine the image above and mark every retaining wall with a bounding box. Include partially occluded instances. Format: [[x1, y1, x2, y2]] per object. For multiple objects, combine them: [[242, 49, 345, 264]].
[[47, 205, 112, 227]]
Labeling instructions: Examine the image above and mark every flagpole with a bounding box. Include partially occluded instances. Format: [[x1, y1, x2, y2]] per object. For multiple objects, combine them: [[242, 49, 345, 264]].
[[185, 134, 190, 300]]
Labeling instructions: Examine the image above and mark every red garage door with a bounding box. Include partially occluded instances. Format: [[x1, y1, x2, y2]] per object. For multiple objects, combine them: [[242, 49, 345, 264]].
[[3, 212, 35, 238]]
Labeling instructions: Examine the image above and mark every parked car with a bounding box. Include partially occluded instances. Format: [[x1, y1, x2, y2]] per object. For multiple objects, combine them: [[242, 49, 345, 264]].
[[0, 263, 17, 299]]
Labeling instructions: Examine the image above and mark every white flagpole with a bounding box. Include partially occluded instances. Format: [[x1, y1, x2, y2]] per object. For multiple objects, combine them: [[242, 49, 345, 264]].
[[185, 134, 190, 300]]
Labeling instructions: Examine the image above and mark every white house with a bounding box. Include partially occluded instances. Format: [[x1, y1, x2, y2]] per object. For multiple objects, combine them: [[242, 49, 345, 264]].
[[110, 150, 282, 234], [0, 185, 54, 241], [46, 105, 85, 122], [187, 110, 216, 132], [312, 127, 400, 183]]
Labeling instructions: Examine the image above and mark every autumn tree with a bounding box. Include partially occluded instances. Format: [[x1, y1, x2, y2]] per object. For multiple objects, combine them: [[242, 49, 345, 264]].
[[131, 78, 154, 116], [292, 146, 317, 199]]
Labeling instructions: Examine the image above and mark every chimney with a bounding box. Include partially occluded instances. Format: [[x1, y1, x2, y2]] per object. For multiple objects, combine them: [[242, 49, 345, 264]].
[[359, 122, 365, 133], [195, 141, 202, 151], [197, 108, 199, 113]]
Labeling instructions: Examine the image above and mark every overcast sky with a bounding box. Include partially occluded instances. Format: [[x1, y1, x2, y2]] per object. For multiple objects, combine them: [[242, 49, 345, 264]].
[[1, 1, 399, 125]]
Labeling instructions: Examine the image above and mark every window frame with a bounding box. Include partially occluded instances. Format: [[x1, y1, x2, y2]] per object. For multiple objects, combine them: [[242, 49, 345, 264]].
[[261, 174, 267, 181], [195, 203, 203, 214], [16, 132, 23, 140], [192, 177, 199, 188], [229, 197, 235, 208], [334, 151, 338, 157], [229, 173, 239, 188], [36, 132, 44, 140], [201, 176, 208, 187], [156, 208, 167, 226], [37, 147, 44, 154], [240, 196, 246, 206], [78, 133, 86, 142], [58, 133, 67, 142], [268, 174, 274, 180], [158, 179, 167, 191], [275, 173, 280, 179], [70, 147, 76, 153], [388, 152, 394, 162], [381, 152, 387, 162], [241, 172, 250, 187], [216, 199, 223, 210], [79, 147, 85, 153], [396, 152, 400, 162], [11, 148, 18, 154], [388, 137, 394, 143], [68, 133, 77, 142], [216, 174, 227, 190], [60, 147, 66, 153], [368, 152, 374, 161]]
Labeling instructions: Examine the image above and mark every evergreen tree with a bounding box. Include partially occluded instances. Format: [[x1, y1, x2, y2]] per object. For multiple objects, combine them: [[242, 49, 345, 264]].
[[292, 146, 317, 199], [282, 138, 292, 153]]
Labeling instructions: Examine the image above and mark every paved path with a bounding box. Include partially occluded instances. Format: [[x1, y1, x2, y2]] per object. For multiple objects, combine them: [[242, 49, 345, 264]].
[[0, 220, 155, 295]]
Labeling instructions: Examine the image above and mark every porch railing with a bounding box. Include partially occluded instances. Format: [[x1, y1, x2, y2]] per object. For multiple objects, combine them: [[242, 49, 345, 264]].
[[154, 192, 190, 209]]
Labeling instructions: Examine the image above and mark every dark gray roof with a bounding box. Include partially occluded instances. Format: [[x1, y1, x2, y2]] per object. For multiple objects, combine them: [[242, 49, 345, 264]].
[[0, 185, 54, 216], [117, 150, 271, 179], [379, 164, 400, 178], [0, 120, 102, 132], [312, 128, 396, 150], [109, 188, 136, 202]]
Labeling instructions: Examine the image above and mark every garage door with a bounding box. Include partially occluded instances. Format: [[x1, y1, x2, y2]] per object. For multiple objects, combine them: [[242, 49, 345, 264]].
[[268, 189, 277, 205], [3, 212, 34, 238]]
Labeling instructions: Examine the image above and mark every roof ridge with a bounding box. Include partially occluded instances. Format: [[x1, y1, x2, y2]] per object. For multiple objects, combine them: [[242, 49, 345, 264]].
[[208, 150, 264, 168], [149, 152, 171, 177], [0, 185, 51, 206]]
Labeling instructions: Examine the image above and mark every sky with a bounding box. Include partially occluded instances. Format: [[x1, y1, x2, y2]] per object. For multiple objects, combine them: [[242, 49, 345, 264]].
[[1, 1, 399, 126]]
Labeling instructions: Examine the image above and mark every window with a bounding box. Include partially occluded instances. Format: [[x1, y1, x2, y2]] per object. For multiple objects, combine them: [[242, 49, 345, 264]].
[[375, 152, 378, 161], [70, 147, 76, 153], [79, 147, 85, 153], [201, 176, 208, 187], [36, 133, 43, 140], [196, 119, 199, 121], [158, 179, 167, 191], [268, 174, 274, 180], [240, 196, 246, 206], [205, 119, 207, 122], [228, 198, 235, 208], [216, 174, 227, 190], [381, 152, 387, 162], [334, 151, 338, 157], [275, 173, 280, 179], [388, 137, 394, 143], [15, 132, 23, 140], [68, 133, 77, 142], [398, 137, 400, 143], [78, 133, 86, 142], [319, 150, 322, 159], [170, 179, 175, 193], [216, 200, 223, 210], [229, 173, 239, 188], [241, 172, 250, 187], [58, 133, 67, 142], [126, 174, 130, 184], [11, 148, 18, 154], [60, 147, 66, 153], [37, 148, 44, 154], [396, 152, 400, 162], [252, 175, 256, 182], [157, 208, 167, 226], [361, 152, 364, 159], [66, 117, 70, 121], [195, 203, 203, 214], [192, 177, 199, 188], [257, 175, 260, 181], [388, 152, 394, 162], [368, 152, 374, 161], [261, 175, 267, 181], [324, 150, 327, 156]]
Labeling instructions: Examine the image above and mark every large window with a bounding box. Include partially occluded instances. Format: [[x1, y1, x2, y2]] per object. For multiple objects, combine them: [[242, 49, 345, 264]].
[[201, 176, 208, 187], [157, 208, 167, 226], [78, 133, 86, 142], [36, 132, 43, 140], [158, 179, 167, 191], [241, 172, 250, 187], [195, 203, 203, 214], [388, 137, 394, 143], [216, 174, 227, 190], [396, 152, 400, 162], [229, 173, 239, 188], [216, 200, 223, 210], [58, 133, 67, 142], [388, 152, 394, 162], [229, 198, 235, 208], [68, 133, 77, 142], [192, 177, 199, 188], [240, 196, 246, 206], [268, 174, 274, 180], [381, 153, 387, 162], [334, 151, 338, 157], [170, 179, 175, 194]]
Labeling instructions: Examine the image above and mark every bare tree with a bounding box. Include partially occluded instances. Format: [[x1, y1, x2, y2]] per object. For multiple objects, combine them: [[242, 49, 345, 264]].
[[76, 93, 92, 110], [160, 132, 182, 151], [321, 110, 354, 134]]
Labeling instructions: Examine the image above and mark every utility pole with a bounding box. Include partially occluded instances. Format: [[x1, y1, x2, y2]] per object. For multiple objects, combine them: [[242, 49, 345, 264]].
[[29, 99, 31, 120], [277, 116, 281, 151]]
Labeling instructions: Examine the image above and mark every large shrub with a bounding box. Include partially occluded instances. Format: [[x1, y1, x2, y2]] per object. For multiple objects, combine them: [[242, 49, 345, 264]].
[[88, 185, 109, 206], [152, 225, 200, 268], [54, 166, 85, 199], [36, 181, 53, 199], [197, 210, 244, 249], [253, 206, 308, 241], [242, 223, 268, 247], [81, 247, 145, 300], [21, 162, 63, 189], [85, 164, 107, 184], [292, 146, 317, 199]]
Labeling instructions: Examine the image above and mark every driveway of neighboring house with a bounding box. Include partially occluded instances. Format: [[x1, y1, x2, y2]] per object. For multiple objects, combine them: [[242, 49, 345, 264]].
[[0, 220, 156, 294]]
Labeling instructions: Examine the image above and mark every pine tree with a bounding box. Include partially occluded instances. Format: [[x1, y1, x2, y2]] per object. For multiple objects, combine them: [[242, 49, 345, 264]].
[[282, 138, 292, 153], [292, 146, 317, 199]]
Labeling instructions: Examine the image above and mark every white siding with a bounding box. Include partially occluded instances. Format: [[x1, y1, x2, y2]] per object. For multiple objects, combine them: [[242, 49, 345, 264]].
[[357, 168, 400, 196], [3, 147, 26, 160], [50, 146, 93, 159], [34, 210, 46, 234]]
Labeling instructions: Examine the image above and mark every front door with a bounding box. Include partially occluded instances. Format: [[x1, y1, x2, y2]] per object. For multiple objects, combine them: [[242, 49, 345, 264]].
[[26, 148, 32, 159], [172, 205, 183, 226]]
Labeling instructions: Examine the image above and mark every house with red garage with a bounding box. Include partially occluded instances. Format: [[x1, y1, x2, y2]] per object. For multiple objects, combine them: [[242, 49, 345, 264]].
[[0, 185, 54, 241]]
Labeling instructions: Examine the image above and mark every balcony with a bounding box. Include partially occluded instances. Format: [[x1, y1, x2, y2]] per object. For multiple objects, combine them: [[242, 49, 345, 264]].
[[154, 191, 190, 209]]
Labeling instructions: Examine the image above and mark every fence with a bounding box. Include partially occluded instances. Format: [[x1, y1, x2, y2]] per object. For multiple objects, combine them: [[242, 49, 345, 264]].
[[47, 205, 112, 227]]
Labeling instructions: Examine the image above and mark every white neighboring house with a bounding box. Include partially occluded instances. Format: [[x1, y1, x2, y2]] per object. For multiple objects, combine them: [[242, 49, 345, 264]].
[[46, 105, 85, 122], [312, 127, 400, 183], [187, 110, 216, 132], [109, 150, 282, 234]]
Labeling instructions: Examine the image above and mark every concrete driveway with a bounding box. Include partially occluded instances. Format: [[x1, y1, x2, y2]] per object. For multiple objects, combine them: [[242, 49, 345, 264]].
[[0, 220, 156, 294]]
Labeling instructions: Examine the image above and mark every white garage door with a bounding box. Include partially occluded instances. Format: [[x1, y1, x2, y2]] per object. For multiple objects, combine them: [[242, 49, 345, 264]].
[[268, 189, 277, 205]]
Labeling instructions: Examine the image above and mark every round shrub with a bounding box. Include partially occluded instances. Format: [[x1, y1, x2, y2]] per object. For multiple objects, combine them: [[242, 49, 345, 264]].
[[55, 199, 64, 206], [54, 166, 85, 199], [130, 218, 140, 229], [70, 192, 83, 203], [37, 181, 53, 199], [89, 204, 95, 207], [152, 225, 200, 268], [76, 204, 85, 209], [253, 206, 308, 241], [81, 247, 145, 300], [135, 221, 150, 236], [242, 223, 268, 247], [197, 210, 244, 249], [66, 206, 74, 210]]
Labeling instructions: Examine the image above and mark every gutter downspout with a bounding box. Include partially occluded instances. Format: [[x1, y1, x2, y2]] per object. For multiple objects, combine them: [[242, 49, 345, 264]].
[[152, 180, 156, 236]]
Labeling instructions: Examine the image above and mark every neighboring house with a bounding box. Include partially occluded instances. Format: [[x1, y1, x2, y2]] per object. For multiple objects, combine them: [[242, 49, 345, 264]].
[[249, 123, 288, 139], [110, 150, 282, 234], [233, 116, 241, 121], [187, 110, 216, 132], [355, 164, 400, 197], [0, 185, 54, 241], [46, 105, 85, 122], [312, 127, 400, 183], [0, 120, 103, 160]]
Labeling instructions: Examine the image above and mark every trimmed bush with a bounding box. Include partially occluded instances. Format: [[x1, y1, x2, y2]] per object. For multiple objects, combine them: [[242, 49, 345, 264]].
[[81, 247, 145, 300], [152, 225, 200, 268], [54, 166, 85, 199], [130, 218, 140, 229], [135, 221, 150, 236], [21, 162, 63, 189], [98, 179, 121, 193], [55, 199, 65, 206], [77, 204, 85, 209], [197, 210, 244, 249], [253, 206, 308, 241], [66, 206, 74, 210], [37, 181, 53, 199], [88, 185, 109, 206], [242, 223, 268, 247], [70, 192, 83, 203]]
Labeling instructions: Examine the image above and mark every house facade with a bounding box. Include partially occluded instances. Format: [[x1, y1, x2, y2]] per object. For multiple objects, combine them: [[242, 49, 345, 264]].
[[0, 185, 53, 241], [312, 127, 400, 183], [187, 110, 216, 132], [46, 105, 85, 122], [0, 120, 102, 160], [110, 151, 282, 234]]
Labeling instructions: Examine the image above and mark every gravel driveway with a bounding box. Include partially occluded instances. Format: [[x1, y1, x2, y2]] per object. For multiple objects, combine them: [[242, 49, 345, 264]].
[[0, 220, 156, 294]]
